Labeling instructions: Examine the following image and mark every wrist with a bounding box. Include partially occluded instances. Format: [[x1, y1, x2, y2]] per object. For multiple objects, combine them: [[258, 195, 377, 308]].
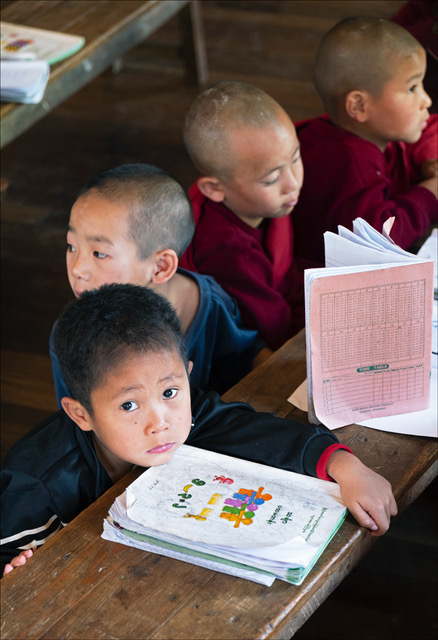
[[325, 447, 359, 483], [317, 444, 353, 481]]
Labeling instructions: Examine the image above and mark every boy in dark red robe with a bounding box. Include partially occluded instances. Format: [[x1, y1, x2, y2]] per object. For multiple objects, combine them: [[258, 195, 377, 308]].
[[292, 17, 437, 270], [180, 81, 304, 350]]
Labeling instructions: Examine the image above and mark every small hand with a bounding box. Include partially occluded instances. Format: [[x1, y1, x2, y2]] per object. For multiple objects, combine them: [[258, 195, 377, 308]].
[[420, 158, 438, 179], [3, 549, 34, 577], [326, 450, 398, 536], [419, 159, 438, 198]]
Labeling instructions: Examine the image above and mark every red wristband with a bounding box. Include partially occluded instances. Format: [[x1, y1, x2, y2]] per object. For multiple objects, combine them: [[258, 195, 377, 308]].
[[316, 444, 353, 481]]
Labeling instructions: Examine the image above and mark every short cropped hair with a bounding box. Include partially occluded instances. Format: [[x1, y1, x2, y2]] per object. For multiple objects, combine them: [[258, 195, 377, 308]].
[[184, 81, 283, 180], [78, 164, 194, 259], [314, 17, 422, 117], [53, 283, 188, 414]]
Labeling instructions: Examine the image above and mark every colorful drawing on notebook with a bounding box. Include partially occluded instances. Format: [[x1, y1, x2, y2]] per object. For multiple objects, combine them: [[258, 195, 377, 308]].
[[172, 475, 274, 529], [220, 486, 273, 528], [213, 475, 234, 485], [171, 478, 206, 508], [4, 38, 34, 51]]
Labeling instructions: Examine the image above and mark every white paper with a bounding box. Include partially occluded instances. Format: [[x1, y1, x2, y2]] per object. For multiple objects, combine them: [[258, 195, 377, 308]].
[[0, 59, 49, 103], [102, 519, 276, 586], [120, 446, 345, 549], [417, 229, 438, 295]]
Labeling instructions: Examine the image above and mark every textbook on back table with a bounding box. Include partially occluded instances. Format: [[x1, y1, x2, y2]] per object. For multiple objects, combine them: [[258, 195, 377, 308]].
[[0, 22, 85, 104], [102, 445, 347, 586], [1, 22, 85, 64]]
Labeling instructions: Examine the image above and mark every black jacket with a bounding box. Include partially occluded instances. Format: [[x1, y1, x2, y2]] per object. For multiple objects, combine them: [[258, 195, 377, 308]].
[[1, 389, 338, 572]]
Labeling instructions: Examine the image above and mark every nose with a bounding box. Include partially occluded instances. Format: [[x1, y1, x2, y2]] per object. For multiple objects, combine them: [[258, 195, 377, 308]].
[[144, 409, 169, 437], [421, 85, 432, 110], [69, 252, 90, 280], [282, 165, 300, 196]]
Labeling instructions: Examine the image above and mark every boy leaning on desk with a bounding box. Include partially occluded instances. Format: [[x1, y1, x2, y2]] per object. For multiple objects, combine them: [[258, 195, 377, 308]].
[[1, 284, 396, 576]]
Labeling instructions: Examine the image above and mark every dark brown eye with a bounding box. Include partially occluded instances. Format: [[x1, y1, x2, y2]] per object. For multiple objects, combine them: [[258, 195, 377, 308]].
[[121, 401, 138, 411]]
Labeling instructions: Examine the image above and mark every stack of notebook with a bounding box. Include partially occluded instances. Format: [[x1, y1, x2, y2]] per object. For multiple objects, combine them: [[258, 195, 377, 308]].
[[1, 21, 85, 103], [102, 445, 347, 586]]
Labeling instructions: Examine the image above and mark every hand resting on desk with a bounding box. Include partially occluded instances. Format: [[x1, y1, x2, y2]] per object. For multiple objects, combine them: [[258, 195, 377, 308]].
[[326, 450, 398, 536], [3, 548, 34, 577]]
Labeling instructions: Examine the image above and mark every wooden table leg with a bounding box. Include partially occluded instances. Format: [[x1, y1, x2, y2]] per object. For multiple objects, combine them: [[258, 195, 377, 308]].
[[179, 0, 208, 85]]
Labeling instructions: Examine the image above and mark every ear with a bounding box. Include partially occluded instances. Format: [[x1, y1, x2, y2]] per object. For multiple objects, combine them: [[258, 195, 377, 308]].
[[151, 249, 178, 284], [197, 176, 226, 203], [187, 360, 194, 375], [345, 90, 369, 123], [61, 397, 94, 432]]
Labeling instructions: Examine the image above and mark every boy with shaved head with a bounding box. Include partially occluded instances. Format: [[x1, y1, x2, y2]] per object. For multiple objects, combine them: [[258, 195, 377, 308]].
[[292, 16, 437, 270], [180, 81, 305, 350], [50, 163, 271, 400]]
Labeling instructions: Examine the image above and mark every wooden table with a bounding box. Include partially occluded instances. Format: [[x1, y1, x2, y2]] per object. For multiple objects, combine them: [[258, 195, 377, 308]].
[[0, 0, 207, 148], [1, 330, 437, 639]]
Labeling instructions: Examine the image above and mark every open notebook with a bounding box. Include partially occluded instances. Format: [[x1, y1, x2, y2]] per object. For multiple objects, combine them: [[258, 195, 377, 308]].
[[302, 218, 435, 431]]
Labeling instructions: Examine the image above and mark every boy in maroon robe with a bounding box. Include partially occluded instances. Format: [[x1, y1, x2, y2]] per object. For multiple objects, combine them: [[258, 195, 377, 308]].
[[292, 17, 437, 270], [180, 81, 304, 350]]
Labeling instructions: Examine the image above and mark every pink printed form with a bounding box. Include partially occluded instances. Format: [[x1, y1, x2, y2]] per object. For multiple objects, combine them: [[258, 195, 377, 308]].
[[308, 262, 434, 429]]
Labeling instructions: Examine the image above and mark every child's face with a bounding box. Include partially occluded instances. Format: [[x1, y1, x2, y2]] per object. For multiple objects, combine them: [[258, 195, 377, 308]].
[[362, 48, 431, 150], [218, 108, 303, 228], [86, 349, 192, 473], [66, 193, 155, 298]]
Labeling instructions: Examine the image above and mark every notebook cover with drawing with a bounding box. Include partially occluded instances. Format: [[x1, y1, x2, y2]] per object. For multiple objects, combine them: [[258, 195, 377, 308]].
[[102, 444, 347, 586], [1, 22, 85, 64]]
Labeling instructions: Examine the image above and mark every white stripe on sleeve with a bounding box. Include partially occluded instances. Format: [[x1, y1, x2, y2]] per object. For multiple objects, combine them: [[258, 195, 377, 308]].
[[1, 514, 60, 545]]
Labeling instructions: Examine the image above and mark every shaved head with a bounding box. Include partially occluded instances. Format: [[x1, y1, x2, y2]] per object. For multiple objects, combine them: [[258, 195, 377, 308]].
[[314, 17, 423, 118], [78, 164, 194, 259], [183, 81, 286, 180]]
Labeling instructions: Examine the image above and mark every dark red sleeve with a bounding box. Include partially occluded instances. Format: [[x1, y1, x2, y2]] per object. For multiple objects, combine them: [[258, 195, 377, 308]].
[[295, 123, 437, 265], [407, 114, 438, 166]]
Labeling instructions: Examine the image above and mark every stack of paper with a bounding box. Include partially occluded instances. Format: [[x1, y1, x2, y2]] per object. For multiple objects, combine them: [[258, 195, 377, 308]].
[[0, 59, 49, 103], [0, 21, 85, 104], [102, 445, 347, 586]]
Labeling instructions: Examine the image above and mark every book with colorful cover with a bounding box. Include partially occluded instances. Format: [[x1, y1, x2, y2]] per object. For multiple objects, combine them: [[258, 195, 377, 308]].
[[1, 22, 85, 64], [102, 445, 347, 586]]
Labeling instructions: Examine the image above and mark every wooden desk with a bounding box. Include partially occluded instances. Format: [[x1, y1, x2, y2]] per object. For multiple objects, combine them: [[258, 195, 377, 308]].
[[1, 330, 437, 639], [0, 0, 207, 148]]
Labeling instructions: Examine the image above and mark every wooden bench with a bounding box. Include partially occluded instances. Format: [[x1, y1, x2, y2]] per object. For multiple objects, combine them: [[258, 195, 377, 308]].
[[1, 329, 436, 639], [0, 0, 207, 148]]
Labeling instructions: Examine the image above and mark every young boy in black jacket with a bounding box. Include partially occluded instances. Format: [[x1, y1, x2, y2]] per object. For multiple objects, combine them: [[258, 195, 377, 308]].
[[1, 284, 397, 576]]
